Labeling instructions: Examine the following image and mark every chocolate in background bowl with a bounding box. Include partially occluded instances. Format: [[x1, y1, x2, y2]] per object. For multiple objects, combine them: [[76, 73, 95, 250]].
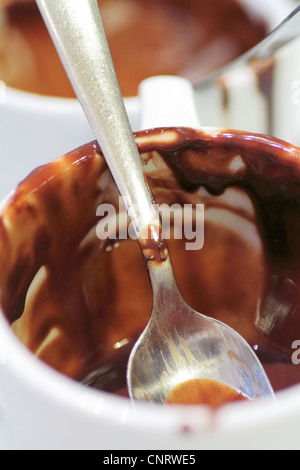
[[1, 126, 300, 402], [0, 0, 268, 98], [0, 0, 296, 204]]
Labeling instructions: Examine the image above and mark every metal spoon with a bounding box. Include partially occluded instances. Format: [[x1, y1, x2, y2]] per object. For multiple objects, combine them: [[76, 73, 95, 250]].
[[36, 0, 274, 403]]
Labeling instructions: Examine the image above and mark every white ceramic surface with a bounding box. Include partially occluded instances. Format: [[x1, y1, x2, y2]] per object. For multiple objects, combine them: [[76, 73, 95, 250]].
[[0, 0, 300, 451]]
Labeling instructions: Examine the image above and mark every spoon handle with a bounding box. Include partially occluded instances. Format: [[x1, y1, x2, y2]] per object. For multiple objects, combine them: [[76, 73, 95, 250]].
[[36, 0, 158, 237]]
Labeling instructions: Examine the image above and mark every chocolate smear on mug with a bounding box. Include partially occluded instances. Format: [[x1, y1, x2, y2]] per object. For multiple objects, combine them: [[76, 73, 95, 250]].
[[1, 128, 300, 397]]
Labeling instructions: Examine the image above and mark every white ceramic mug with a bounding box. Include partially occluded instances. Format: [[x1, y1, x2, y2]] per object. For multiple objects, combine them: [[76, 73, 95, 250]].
[[0, 0, 299, 451], [0, 74, 299, 450]]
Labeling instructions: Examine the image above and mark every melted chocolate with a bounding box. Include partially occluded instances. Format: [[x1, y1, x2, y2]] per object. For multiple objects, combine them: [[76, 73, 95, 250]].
[[1, 0, 267, 97], [1, 128, 300, 397], [165, 378, 250, 408], [139, 224, 168, 263]]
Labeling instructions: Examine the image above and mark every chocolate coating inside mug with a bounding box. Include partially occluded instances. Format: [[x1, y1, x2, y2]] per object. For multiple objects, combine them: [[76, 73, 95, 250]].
[[0, 0, 267, 97], [1, 127, 300, 398]]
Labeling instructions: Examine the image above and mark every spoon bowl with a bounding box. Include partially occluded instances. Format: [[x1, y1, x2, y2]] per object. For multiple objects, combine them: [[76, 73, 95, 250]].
[[127, 261, 274, 403], [36, 0, 274, 404]]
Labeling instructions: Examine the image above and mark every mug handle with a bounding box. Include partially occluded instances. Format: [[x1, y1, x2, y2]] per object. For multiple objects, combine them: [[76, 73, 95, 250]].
[[139, 75, 201, 130]]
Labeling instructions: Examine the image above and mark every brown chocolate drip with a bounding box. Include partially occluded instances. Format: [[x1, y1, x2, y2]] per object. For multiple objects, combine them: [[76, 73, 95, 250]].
[[139, 223, 168, 263], [250, 56, 276, 135], [217, 77, 230, 111]]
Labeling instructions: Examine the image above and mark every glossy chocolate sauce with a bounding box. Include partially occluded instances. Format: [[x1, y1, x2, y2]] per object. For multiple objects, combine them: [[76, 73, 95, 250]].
[[165, 378, 250, 408], [0, 0, 267, 97], [1, 127, 300, 400]]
